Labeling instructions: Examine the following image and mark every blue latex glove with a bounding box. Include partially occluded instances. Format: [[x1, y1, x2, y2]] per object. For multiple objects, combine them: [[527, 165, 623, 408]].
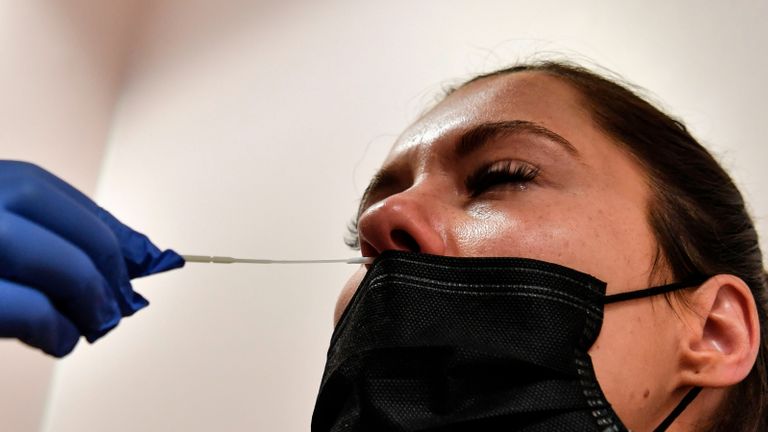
[[0, 161, 184, 357]]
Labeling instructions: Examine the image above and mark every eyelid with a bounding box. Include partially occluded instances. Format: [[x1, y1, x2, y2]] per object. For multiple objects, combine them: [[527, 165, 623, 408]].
[[465, 159, 541, 197]]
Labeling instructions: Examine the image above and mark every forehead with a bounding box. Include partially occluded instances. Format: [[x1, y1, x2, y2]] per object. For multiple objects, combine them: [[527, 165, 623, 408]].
[[387, 72, 595, 162]]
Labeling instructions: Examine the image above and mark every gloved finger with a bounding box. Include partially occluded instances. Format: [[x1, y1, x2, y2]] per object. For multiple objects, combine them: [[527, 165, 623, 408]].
[[0, 161, 184, 279], [0, 279, 80, 357], [0, 212, 123, 341], [0, 173, 149, 314]]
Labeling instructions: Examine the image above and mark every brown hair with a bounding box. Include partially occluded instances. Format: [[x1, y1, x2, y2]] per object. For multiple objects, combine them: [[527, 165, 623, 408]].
[[458, 61, 768, 431]]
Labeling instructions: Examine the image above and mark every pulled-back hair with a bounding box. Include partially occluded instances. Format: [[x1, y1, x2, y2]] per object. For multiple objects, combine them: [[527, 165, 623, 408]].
[[460, 61, 767, 431]]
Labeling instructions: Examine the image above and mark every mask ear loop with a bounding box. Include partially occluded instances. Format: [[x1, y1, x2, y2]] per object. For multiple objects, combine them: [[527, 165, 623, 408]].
[[653, 387, 702, 432], [602, 277, 709, 304]]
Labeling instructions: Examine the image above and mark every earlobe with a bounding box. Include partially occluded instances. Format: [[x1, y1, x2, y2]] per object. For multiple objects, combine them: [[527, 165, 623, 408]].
[[679, 275, 760, 387]]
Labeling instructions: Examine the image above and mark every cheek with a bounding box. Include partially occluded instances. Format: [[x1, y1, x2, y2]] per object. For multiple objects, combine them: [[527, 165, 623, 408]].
[[454, 194, 656, 291], [334, 266, 367, 325], [454, 204, 511, 252], [589, 299, 683, 428], [454, 201, 592, 266]]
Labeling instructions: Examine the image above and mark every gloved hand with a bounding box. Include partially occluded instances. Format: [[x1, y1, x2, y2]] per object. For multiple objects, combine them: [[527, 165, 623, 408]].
[[0, 161, 184, 357]]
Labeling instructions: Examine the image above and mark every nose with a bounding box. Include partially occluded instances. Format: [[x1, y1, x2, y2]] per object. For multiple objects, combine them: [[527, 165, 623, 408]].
[[357, 188, 447, 257]]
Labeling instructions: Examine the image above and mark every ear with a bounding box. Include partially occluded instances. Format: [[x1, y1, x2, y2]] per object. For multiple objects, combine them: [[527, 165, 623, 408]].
[[678, 274, 760, 387]]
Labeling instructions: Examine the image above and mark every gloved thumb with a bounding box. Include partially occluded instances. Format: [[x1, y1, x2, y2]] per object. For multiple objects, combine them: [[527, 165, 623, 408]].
[[95, 208, 185, 279], [125, 239, 185, 278]]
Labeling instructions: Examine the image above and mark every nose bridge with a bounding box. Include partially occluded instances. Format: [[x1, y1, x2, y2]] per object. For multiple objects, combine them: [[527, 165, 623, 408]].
[[357, 179, 448, 256]]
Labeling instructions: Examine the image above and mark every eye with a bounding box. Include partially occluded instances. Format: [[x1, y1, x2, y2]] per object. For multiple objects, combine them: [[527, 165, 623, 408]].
[[344, 217, 360, 250], [465, 160, 540, 197]]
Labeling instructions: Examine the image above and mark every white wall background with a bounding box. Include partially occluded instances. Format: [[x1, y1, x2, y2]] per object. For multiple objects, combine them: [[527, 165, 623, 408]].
[[0, 1, 765, 431]]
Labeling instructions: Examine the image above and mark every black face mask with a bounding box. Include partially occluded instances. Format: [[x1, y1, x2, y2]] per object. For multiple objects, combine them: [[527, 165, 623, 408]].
[[312, 251, 705, 432]]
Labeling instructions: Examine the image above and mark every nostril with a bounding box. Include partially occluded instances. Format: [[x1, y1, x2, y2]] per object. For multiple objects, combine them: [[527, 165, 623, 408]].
[[391, 229, 421, 253]]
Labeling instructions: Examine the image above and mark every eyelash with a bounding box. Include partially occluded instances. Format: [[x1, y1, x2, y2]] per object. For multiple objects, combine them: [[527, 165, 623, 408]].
[[345, 218, 361, 250], [344, 160, 540, 250], [465, 160, 540, 197]]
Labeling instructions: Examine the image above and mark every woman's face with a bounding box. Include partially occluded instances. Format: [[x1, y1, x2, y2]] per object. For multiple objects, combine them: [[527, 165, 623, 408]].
[[336, 71, 689, 430]]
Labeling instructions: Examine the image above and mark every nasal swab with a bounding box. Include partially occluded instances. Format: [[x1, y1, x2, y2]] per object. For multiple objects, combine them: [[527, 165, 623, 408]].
[[182, 255, 373, 265]]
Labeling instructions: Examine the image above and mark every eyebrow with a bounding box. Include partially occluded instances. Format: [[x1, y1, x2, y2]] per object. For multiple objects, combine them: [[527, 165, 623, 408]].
[[356, 120, 579, 219], [455, 120, 579, 159]]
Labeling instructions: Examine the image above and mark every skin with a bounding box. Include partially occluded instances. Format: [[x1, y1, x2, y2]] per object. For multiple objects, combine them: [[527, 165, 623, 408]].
[[333, 72, 758, 431]]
